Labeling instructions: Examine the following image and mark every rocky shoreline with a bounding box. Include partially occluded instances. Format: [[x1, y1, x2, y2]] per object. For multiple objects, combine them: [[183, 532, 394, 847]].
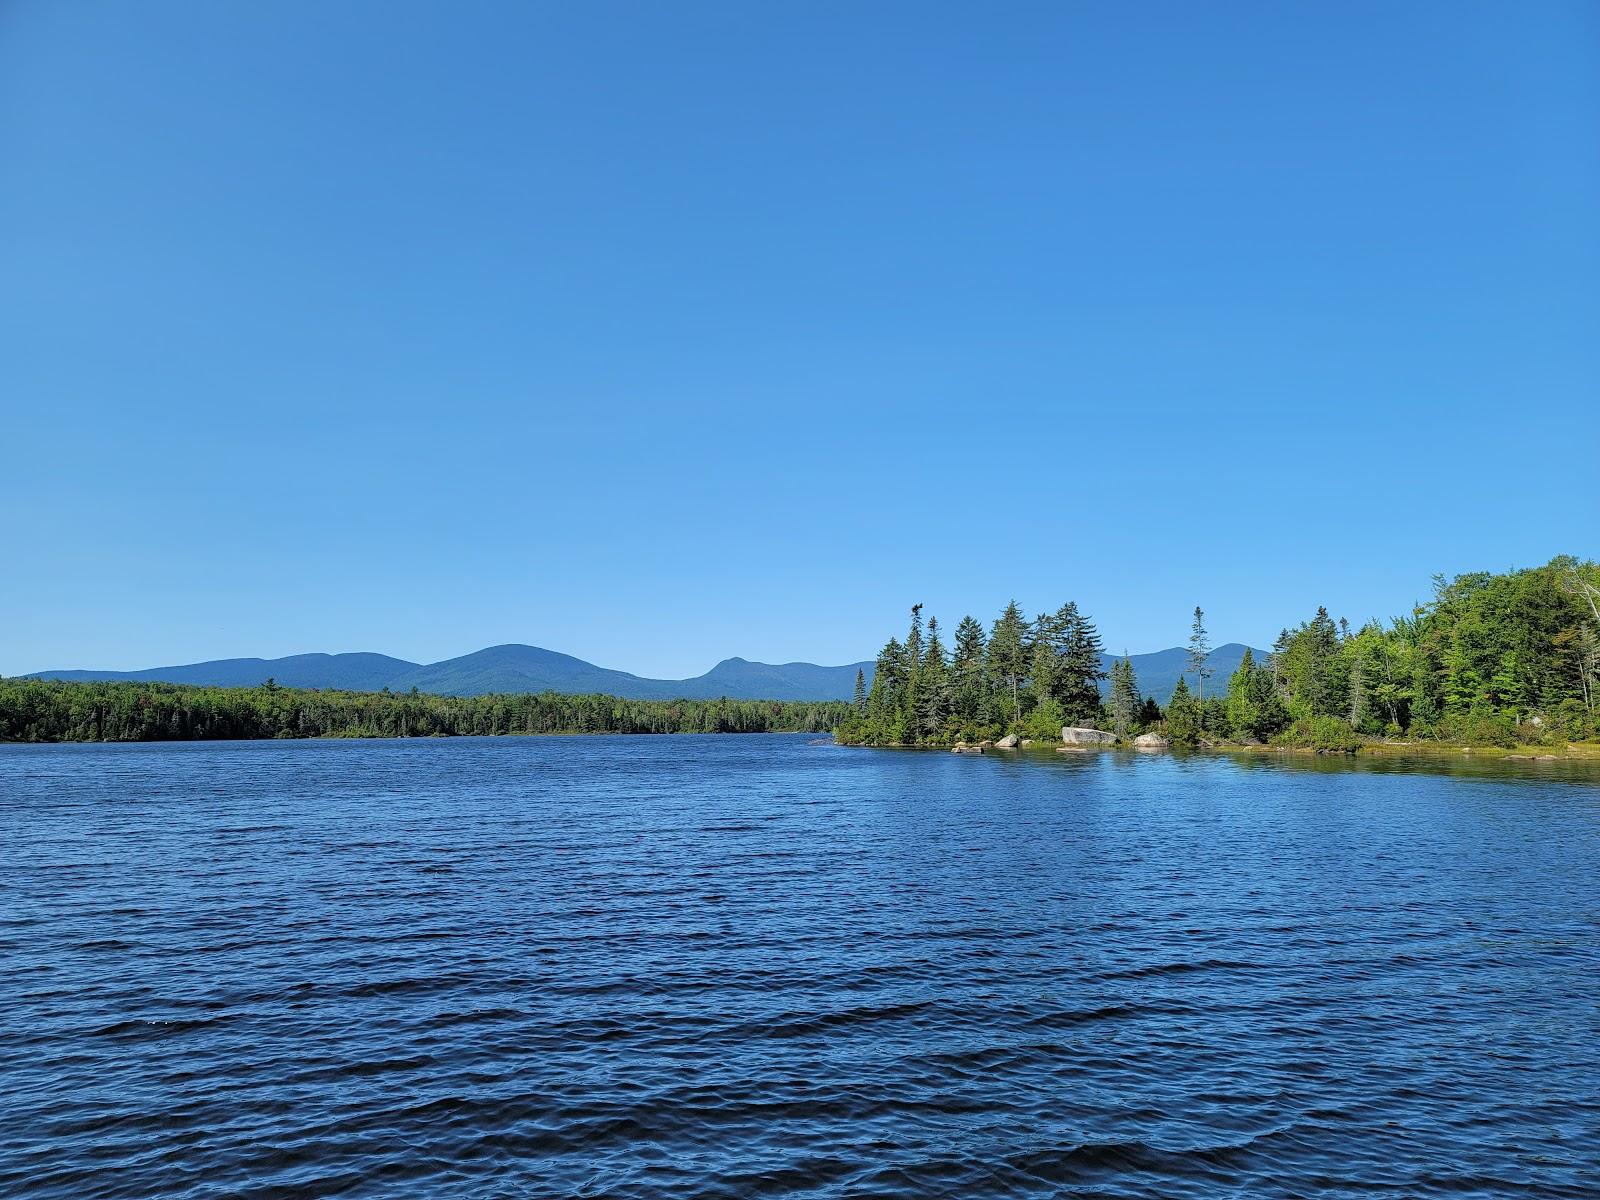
[[926, 727, 1600, 762]]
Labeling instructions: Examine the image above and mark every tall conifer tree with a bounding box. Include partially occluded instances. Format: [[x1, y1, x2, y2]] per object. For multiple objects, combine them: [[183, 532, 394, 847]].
[[1188, 606, 1213, 727], [988, 601, 1029, 727], [916, 617, 952, 740], [1109, 654, 1139, 739], [952, 616, 989, 727], [1060, 603, 1107, 722], [904, 604, 925, 682], [870, 637, 905, 719]]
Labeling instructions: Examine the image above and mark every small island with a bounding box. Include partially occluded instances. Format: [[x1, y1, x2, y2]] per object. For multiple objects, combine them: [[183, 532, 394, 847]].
[[835, 556, 1600, 758]]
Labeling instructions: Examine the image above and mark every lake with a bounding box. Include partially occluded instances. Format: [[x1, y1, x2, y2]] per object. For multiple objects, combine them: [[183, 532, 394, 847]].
[[3, 735, 1598, 1198]]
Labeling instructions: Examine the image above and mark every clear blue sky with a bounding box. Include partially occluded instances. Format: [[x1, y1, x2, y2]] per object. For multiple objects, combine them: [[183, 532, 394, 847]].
[[3, 1, 1597, 678]]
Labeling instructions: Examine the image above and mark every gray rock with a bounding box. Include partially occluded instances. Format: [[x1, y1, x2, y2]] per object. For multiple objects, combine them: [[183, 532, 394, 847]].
[[995, 733, 1021, 749], [952, 745, 984, 755], [1061, 726, 1116, 746], [1133, 732, 1170, 751]]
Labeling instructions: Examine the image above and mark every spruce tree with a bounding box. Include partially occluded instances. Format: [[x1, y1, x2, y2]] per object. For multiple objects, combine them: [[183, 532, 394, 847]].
[[1034, 604, 1069, 705], [1167, 676, 1201, 748], [1247, 661, 1289, 737], [852, 669, 866, 715], [1303, 606, 1340, 715], [897, 605, 925, 740], [1188, 606, 1213, 724], [951, 615, 988, 727], [1109, 654, 1139, 739], [870, 637, 905, 719], [1060, 603, 1107, 723], [916, 617, 952, 740], [988, 601, 1029, 727], [1271, 607, 1345, 718], [1270, 629, 1291, 692], [904, 604, 925, 683]]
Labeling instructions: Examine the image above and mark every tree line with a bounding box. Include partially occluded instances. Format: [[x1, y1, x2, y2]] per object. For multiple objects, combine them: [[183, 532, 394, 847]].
[[837, 600, 1127, 746], [7, 557, 1595, 750], [837, 555, 1600, 750], [1242, 555, 1600, 750], [0, 678, 849, 743]]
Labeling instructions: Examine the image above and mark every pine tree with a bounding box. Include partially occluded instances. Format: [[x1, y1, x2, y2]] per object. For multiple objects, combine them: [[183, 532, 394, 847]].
[[852, 669, 866, 715]]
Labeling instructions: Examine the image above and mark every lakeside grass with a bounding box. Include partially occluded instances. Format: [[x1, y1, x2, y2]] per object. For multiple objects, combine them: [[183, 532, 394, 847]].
[[852, 736, 1600, 763], [1359, 739, 1600, 761], [1210, 739, 1600, 761]]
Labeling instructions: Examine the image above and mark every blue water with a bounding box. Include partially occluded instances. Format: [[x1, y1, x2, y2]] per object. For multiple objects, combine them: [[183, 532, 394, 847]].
[[3, 735, 1599, 1198]]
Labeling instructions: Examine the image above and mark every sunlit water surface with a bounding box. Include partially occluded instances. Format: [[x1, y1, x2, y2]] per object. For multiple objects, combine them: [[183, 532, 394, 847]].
[[3, 735, 1599, 1198]]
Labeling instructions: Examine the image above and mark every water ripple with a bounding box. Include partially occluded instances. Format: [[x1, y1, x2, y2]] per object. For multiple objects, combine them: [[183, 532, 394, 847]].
[[2, 735, 1599, 1198]]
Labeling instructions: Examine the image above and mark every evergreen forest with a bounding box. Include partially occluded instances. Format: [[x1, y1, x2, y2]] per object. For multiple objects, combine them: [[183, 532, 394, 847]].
[[835, 556, 1600, 752], [0, 679, 846, 743]]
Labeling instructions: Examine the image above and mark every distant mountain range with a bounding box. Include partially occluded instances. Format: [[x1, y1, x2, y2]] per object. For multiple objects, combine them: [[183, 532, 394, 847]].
[[23, 642, 1263, 703], [25, 645, 876, 703], [1106, 643, 1259, 705]]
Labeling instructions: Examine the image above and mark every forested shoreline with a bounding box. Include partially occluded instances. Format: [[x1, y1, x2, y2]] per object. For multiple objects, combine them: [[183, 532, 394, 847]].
[[0, 678, 847, 743], [837, 556, 1600, 752], [7, 558, 1598, 752]]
